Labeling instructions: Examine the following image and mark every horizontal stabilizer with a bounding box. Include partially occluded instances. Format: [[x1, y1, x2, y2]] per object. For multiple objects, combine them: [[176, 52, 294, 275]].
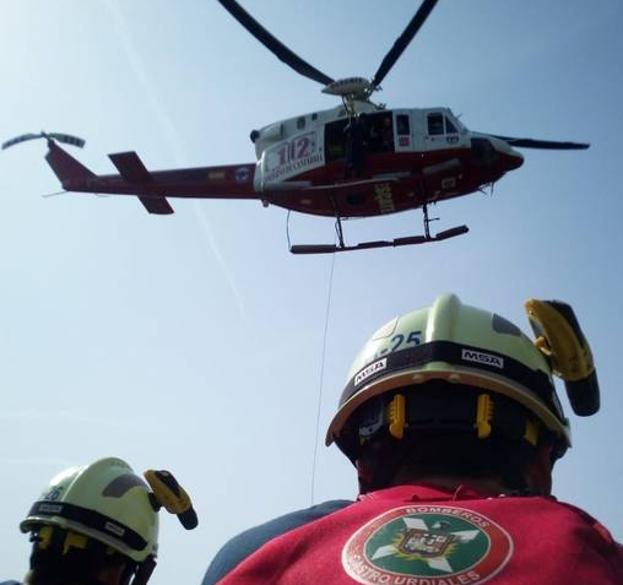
[[109, 151, 151, 182], [109, 152, 174, 214], [139, 197, 174, 215]]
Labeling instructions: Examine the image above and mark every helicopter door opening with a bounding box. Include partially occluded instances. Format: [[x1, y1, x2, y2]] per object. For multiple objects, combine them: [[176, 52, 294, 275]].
[[366, 112, 394, 154], [324, 118, 349, 164]]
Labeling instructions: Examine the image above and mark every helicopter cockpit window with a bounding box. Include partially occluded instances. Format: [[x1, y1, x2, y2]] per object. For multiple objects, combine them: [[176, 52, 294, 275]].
[[297, 116, 306, 130], [427, 113, 444, 136], [444, 116, 458, 134]]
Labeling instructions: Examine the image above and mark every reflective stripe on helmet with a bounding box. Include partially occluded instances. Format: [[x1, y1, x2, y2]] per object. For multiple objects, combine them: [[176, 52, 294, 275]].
[[341, 340, 563, 422], [25, 500, 149, 552]]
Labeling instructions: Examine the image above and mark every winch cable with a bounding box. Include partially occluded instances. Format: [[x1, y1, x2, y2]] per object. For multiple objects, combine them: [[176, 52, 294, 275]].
[[286, 210, 293, 249], [309, 250, 337, 505]]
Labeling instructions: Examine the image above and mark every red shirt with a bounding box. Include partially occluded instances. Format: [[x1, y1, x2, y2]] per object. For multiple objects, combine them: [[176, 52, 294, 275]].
[[207, 484, 623, 584]]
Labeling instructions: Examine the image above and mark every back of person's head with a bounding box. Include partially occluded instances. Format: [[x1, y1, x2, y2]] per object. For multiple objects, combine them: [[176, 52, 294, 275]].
[[25, 527, 130, 585], [20, 458, 198, 585], [325, 294, 599, 494]]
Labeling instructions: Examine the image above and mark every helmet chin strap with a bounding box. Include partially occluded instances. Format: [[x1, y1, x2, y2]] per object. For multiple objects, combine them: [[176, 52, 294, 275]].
[[128, 556, 156, 585]]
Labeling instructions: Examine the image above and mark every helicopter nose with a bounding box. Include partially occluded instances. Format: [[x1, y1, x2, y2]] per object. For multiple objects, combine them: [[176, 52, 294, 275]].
[[510, 151, 524, 169], [487, 136, 524, 169], [504, 148, 524, 170]]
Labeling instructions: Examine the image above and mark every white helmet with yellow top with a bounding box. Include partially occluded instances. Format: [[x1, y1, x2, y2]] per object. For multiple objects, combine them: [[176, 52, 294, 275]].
[[20, 457, 198, 585], [326, 293, 598, 467]]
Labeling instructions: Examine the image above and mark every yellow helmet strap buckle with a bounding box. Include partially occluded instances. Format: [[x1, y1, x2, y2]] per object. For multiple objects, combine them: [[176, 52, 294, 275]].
[[31, 526, 91, 555], [29, 526, 133, 582], [352, 385, 548, 456]]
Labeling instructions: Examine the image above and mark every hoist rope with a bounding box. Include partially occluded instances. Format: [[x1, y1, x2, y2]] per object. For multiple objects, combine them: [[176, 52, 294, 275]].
[[310, 250, 337, 505]]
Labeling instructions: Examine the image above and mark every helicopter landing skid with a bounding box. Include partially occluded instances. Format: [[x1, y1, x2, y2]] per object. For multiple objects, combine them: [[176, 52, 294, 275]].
[[289, 225, 469, 255], [289, 202, 468, 254]]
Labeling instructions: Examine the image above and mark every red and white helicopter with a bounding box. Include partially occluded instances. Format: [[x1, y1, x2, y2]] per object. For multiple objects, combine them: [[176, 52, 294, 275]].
[[4, 0, 588, 254]]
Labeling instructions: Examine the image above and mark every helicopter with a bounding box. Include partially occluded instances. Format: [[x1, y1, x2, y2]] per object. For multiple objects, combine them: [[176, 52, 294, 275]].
[[3, 0, 588, 254]]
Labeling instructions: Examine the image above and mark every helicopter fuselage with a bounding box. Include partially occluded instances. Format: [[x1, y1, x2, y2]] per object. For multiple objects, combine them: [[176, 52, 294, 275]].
[[251, 104, 523, 217], [42, 104, 523, 220], [6, 0, 587, 252]]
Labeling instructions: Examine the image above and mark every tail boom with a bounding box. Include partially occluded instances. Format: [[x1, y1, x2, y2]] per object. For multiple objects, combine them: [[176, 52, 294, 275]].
[[44, 141, 258, 214]]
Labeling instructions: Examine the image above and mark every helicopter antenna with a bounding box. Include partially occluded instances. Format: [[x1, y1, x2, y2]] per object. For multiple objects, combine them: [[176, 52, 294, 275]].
[[42, 190, 68, 198]]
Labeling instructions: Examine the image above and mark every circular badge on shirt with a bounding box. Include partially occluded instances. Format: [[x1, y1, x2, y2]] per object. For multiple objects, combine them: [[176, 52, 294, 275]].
[[342, 505, 513, 585]]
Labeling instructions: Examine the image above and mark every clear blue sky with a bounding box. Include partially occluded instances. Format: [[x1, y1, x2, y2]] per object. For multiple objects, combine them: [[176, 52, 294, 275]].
[[1, 1, 622, 583]]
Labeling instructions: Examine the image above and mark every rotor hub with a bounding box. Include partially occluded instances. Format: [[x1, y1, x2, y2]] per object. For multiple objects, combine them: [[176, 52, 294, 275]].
[[321, 77, 373, 99]]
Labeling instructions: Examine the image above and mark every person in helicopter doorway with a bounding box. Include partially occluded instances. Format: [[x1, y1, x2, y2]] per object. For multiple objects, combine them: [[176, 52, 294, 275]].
[[203, 293, 623, 584], [368, 113, 394, 153], [2, 457, 198, 585], [344, 114, 368, 178]]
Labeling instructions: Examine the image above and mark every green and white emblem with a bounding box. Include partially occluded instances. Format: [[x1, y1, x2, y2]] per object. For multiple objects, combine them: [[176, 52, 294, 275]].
[[343, 505, 513, 585]]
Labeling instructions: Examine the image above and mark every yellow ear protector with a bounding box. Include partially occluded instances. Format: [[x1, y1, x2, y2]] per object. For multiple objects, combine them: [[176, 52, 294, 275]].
[[144, 470, 198, 530], [525, 299, 599, 416]]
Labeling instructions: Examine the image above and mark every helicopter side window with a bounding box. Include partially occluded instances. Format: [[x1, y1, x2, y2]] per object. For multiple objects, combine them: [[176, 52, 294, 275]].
[[397, 114, 410, 135], [297, 116, 306, 130], [427, 113, 444, 136], [445, 116, 458, 134]]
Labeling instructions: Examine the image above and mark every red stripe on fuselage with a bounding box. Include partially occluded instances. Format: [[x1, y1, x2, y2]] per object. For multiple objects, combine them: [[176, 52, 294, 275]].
[[264, 148, 517, 217]]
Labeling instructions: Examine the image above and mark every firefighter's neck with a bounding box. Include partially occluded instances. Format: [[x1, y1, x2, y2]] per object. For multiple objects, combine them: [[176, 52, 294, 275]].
[[390, 472, 512, 496]]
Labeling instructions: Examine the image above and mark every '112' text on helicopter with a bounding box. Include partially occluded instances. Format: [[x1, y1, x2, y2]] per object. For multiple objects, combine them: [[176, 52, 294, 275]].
[[4, 0, 588, 254]]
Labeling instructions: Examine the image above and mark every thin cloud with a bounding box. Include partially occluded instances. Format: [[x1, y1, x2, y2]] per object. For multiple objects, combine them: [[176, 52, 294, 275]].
[[0, 410, 133, 428], [103, 0, 185, 163], [0, 456, 75, 468], [193, 202, 246, 318], [102, 0, 244, 317]]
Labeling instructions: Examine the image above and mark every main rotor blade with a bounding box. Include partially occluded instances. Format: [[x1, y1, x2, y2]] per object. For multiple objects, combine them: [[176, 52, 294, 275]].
[[491, 135, 590, 150], [217, 0, 334, 86], [371, 0, 439, 89]]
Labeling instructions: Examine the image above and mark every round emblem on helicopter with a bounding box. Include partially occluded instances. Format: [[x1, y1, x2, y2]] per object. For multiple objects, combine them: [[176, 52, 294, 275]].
[[342, 505, 513, 585], [234, 166, 251, 183]]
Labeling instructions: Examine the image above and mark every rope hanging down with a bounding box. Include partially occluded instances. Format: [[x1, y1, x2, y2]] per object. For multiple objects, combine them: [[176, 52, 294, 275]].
[[310, 251, 337, 505]]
